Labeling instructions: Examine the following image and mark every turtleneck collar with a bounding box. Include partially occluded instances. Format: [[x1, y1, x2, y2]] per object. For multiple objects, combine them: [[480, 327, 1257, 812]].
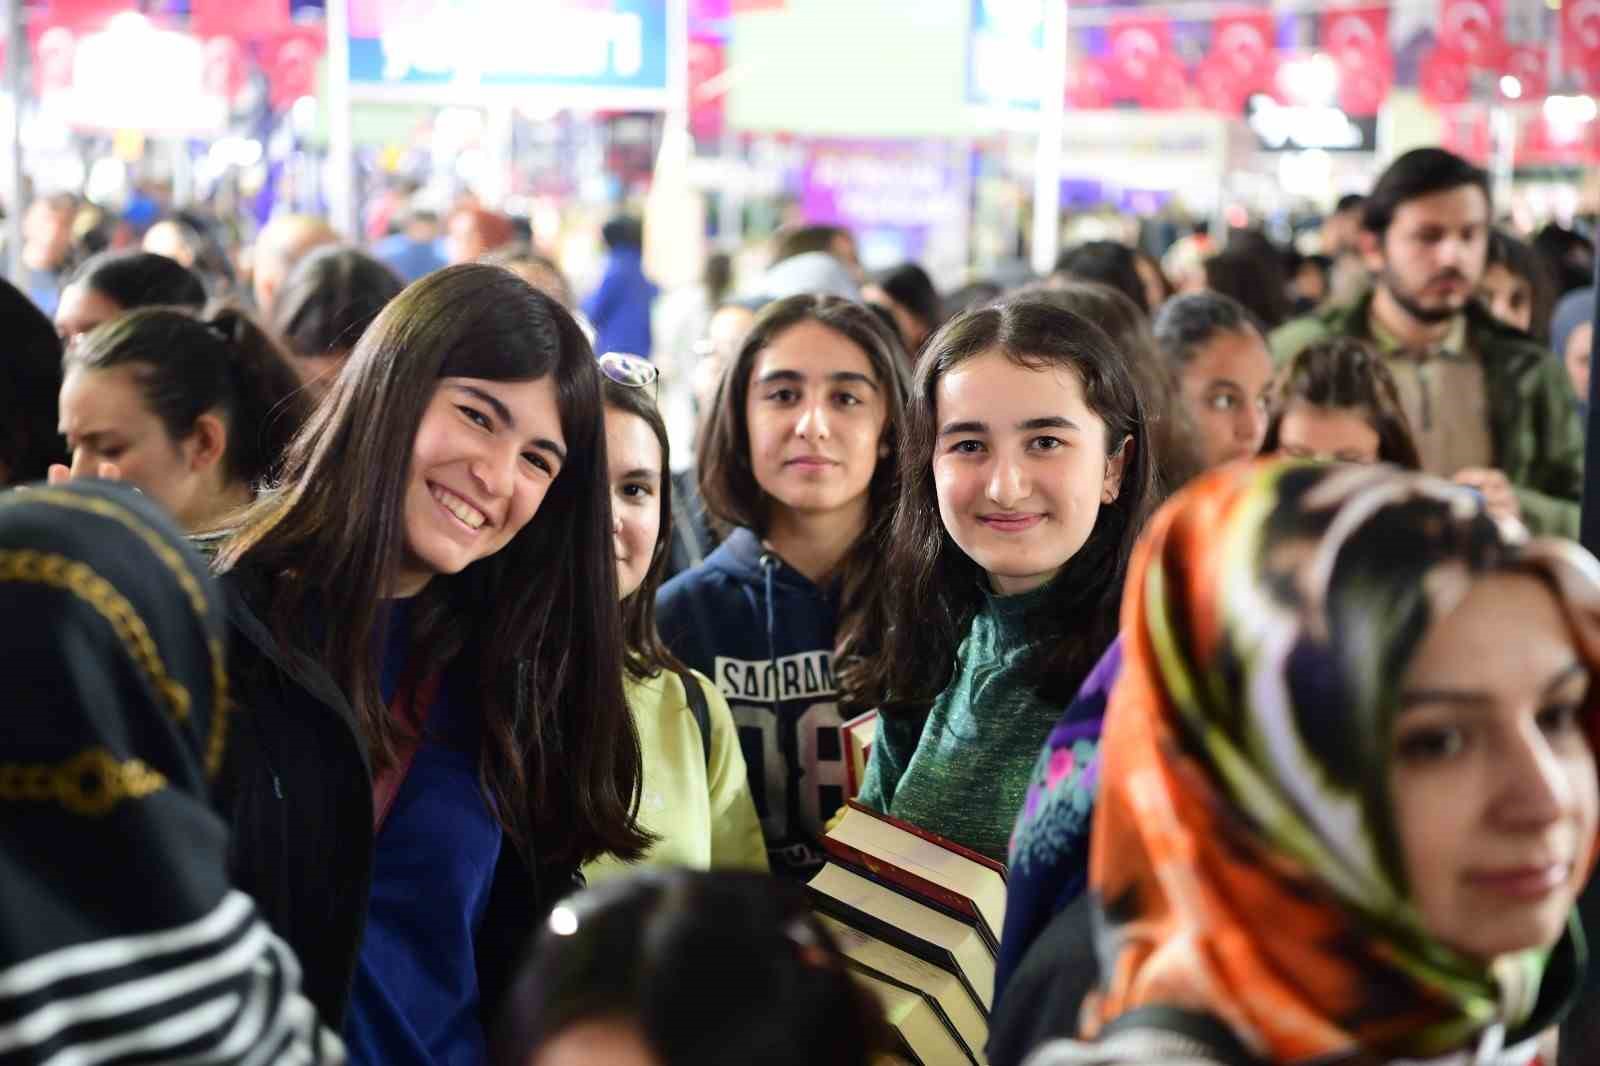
[[982, 580, 1057, 645]]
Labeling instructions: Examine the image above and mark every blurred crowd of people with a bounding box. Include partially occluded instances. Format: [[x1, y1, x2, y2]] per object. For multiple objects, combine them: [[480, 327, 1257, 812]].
[[3, 143, 1600, 1066]]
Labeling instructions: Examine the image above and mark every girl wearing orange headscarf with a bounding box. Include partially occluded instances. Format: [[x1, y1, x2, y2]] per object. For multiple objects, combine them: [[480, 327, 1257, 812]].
[[1027, 460, 1600, 1066]]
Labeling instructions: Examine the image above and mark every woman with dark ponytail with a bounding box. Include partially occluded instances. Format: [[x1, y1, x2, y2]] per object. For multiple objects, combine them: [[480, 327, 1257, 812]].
[[55, 304, 309, 536]]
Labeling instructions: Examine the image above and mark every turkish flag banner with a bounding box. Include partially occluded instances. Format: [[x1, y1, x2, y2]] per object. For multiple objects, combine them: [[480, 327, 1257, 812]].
[[1066, 57, 1114, 109], [1106, 13, 1177, 102], [1420, 46, 1472, 106], [45, 0, 132, 28], [1321, 7, 1392, 116], [1563, 0, 1600, 71], [192, 0, 291, 39], [265, 27, 325, 110], [1439, 0, 1506, 68], [1211, 8, 1279, 101], [1500, 43, 1546, 99], [1196, 52, 1252, 113]]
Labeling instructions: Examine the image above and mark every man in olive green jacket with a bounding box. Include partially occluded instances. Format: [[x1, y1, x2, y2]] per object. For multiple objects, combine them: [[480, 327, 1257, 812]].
[[1270, 148, 1582, 537]]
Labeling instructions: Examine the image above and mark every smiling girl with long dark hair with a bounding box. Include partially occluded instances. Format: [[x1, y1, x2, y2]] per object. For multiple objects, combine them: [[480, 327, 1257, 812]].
[[858, 298, 1155, 861], [213, 263, 648, 1065]]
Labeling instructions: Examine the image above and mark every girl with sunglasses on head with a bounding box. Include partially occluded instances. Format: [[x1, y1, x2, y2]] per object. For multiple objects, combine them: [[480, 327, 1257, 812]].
[[211, 264, 649, 1066], [582, 358, 767, 883], [858, 298, 1154, 863], [655, 295, 909, 880]]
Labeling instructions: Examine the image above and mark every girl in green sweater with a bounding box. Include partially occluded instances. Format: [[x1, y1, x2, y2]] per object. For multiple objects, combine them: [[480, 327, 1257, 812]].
[[858, 298, 1157, 861], [583, 364, 768, 882]]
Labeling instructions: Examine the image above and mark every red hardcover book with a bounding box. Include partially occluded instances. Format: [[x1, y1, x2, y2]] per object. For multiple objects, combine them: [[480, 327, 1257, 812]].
[[820, 801, 1007, 952], [842, 709, 876, 798]]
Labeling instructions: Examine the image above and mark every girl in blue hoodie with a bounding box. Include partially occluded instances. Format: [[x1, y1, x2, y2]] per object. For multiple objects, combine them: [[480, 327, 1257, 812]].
[[656, 294, 909, 879]]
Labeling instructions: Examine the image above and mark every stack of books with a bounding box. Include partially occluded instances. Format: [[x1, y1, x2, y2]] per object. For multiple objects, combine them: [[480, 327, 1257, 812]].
[[808, 801, 1007, 1065]]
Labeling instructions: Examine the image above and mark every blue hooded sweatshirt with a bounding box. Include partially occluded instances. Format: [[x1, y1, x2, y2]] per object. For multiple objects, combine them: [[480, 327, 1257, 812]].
[[656, 527, 846, 880]]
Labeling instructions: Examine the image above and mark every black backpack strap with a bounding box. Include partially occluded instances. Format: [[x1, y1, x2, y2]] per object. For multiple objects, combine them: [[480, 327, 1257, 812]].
[[676, 669, 712, 769], [1099, 1007, 1266, 1066]]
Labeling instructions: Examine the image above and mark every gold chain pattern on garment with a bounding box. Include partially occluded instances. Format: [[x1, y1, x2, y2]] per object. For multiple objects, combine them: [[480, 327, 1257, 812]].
[[0, 548, 193, 721], [0, 491, 229, 775], [0, 748, 168, 816]]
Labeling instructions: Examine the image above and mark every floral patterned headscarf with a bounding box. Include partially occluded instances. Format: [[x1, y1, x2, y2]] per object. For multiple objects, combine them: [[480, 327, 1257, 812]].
[[1084, 460, 1600, 1063]]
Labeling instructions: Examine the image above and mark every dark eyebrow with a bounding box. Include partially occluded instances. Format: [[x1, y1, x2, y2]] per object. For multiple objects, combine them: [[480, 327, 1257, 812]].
[[1398, 661, 1587, 712], [456, 384, 516, 431], [1020, 416, 1080, 432], [829, 371, 880, 391], [619, 467, 659, 481], [455, 383, 567, 463], [532, 438, 567, 464], [754, 368, 880, 391], [938, 416, 1080, 437]]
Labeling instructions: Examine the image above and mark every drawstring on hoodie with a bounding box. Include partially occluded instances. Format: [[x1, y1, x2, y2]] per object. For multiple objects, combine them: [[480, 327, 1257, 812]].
[[758, 550, 780, 701]]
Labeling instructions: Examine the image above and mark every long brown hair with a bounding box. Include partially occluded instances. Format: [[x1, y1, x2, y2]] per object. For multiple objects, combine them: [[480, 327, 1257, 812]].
[[1261, 337, 1423, 469], [217, 264, 648, 865], [695, 294, 910, 709], [867, 298, 1157, 712], [1013, 279, 1204, 493], [604, 379, 686, 682]]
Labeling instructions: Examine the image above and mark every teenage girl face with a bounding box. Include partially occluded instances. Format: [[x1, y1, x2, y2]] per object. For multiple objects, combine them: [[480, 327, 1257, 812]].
[[605, 406, 664, 602], [743, 320, 888, 524], [932, 349, 1126, 596], [57, 365, 229, 531], [1477, 262, 1534, 334], [1390, 572, 1597, 963], [396, 376, 566, 597], [1178, 328, 1274, 470], [1274, 402, 1382, 464]]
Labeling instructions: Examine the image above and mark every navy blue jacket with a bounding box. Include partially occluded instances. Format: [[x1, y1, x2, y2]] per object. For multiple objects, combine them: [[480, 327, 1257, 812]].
[[655, 528, 847, 879]]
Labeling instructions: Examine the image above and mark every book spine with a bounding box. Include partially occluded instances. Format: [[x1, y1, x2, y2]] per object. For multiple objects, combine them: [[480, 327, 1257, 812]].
[[822, 839, 981, 924], [845, 800, 1010, 881]]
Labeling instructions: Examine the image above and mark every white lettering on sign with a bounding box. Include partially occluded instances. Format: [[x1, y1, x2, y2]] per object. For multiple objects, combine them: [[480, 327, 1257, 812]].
[[1249, 95, 1367, 151], [379, 4, 645, 83]]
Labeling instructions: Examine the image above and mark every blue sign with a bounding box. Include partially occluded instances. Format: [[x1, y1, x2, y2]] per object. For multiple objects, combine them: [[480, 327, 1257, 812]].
[[349, 0, 668, 92]]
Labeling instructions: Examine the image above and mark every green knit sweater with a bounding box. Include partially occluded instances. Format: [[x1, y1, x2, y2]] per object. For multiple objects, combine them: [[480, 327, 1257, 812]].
[[857, 584, 1061, 862]]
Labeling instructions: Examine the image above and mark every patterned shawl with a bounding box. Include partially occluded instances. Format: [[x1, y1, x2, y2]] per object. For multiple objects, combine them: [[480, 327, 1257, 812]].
[[1083, 460, 1600, 1063]]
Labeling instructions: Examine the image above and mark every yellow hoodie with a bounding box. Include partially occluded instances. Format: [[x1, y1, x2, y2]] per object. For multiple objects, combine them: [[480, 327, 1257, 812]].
[[583, 668, 769, 882]]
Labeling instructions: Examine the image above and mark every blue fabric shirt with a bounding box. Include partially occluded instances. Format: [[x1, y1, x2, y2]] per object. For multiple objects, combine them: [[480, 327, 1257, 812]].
[[345, 602, 502, 1066], [373, 234, 447, 284], [582, 248, 657, 358]]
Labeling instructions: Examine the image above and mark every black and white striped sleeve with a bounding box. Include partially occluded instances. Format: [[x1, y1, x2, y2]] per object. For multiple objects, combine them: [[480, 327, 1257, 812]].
[[0, 890, 343, 1066]]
